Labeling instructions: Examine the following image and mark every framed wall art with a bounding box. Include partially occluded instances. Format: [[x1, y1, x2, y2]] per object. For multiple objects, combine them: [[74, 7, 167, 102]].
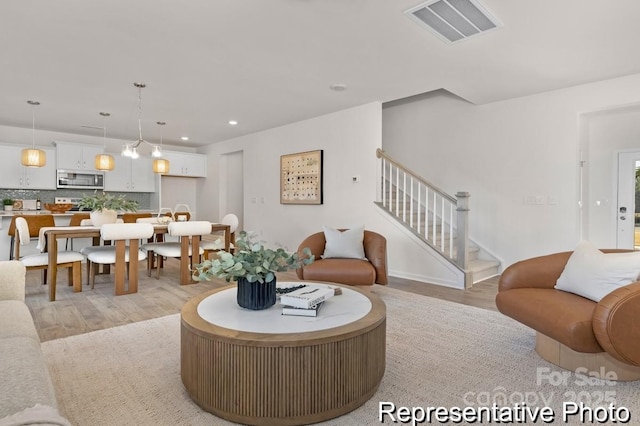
[[280, 149, 323, 205]]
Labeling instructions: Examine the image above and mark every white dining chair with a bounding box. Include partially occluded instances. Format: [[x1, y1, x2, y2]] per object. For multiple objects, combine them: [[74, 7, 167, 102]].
[[86, 223, 153, 295], [173, 204, 191, 222], [8, 214, 55, 261], [15, 217, 84, 300], [79, 218, 124, 282], [147, 220, 211, 283], [157, 207, 174, 221], [137, 217, 168, 274], [201, 213, 239, 259]]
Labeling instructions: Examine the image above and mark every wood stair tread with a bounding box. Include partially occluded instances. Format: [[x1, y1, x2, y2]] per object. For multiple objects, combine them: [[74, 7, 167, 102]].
[[376, 186, 501, 286]]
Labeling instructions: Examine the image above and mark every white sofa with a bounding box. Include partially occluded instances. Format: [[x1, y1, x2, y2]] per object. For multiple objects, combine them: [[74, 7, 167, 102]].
[[0, 261, 71, 426]]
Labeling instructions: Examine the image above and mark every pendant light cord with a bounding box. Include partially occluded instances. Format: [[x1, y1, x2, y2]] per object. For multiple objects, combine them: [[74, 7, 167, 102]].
[[157, 121, 166, 147], [134, 82, 146, 148], [100, 112, 110, 148], [32, 106, 35, 148], [28, 100, 40, 148], [138, 85, 143, 143]]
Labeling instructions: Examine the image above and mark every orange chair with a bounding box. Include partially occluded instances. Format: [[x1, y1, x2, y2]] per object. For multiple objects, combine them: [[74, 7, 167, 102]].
[[296, 229, 388, 286], [122, 213, 152, 223], [69, 213, 91, 226], [65, 213, 91, 250]]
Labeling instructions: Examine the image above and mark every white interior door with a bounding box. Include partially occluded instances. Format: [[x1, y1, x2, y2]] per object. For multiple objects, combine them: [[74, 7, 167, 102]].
[[616, 151, 640, 248]]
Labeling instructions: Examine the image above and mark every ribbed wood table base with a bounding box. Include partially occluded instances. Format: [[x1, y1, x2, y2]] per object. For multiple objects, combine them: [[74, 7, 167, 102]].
[[535, 332, 640, 381], [181, 285, 386, 425]]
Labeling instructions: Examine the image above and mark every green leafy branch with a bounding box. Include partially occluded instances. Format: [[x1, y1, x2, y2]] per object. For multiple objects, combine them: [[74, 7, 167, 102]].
[[77, 191, 139, 212], [193, 231, 314, 284]]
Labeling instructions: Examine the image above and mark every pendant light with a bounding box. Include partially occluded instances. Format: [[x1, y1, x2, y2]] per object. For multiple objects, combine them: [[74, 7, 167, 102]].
[[95, 112, 115, 171], [122, 82, 163, 161], [153, 121, 170, 174], [21, 100, 46, 167], [121, 144, 132, 157], [122, 82, 147, 157]]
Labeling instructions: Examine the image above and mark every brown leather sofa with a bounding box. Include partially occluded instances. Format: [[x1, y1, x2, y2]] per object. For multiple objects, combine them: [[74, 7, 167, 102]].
[[296, 230, 388, 286], [496, 250, 640, 380]]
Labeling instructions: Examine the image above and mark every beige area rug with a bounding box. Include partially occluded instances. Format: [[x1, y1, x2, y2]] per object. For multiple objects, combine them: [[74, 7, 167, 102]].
[[42, 286, 640, 425]]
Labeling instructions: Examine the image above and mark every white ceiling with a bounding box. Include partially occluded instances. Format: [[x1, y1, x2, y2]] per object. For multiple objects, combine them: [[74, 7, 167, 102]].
[[1, 0, 640, 148]]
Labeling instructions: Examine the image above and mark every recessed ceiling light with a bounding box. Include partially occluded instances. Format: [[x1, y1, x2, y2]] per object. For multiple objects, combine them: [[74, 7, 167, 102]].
[[181, 136, 189, 141], [228, 120, 238, 126], [329, 83, 347, 91]]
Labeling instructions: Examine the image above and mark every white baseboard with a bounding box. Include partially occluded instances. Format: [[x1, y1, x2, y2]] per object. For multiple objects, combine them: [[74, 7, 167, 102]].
[[388, 270, 463, 290]]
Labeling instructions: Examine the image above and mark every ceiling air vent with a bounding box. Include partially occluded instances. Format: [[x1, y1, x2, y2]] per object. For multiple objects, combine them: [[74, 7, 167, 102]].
[[405, 0, 501, 44]]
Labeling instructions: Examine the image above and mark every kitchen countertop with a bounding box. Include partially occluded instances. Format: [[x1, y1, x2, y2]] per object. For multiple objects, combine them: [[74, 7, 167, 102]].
[[0, 210, 159, 217]]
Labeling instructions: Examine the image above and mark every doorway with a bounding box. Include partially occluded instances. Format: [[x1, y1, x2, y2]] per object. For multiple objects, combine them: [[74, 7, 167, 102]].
[[220, 150, 244, 232], [616, 151, 640, 249]]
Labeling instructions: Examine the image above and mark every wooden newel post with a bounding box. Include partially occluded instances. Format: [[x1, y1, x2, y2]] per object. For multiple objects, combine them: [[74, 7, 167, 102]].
[[455, 192, 470, 275]]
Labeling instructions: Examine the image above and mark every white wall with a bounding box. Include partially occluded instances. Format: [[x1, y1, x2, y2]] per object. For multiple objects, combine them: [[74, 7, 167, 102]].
[[198, 102, 468, 286], [160, 176, 198, 218], [199, 102, 383, 252], [382, 73, 640, 268]]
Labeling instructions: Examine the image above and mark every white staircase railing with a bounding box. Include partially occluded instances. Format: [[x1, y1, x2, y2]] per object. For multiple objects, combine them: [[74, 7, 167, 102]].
[[376, 149, 470, 270]]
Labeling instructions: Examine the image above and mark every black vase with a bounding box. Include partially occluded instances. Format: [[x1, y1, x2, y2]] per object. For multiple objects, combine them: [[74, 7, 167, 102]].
[[236, 276, 276, 310]]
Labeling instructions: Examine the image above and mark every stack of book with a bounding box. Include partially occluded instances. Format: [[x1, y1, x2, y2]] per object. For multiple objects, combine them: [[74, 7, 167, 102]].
[[280, 285, 337, 317], [282, 302, 325, 317]]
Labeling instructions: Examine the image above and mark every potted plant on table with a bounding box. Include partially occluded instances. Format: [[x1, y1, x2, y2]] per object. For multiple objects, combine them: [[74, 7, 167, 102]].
[[77, 192, 139, 226], [193, 231, 314, 310], [3, 198, 14, 212]]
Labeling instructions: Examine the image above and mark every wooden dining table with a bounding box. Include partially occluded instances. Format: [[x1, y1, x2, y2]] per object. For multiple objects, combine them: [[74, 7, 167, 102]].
[[40, 222, 231, 301]]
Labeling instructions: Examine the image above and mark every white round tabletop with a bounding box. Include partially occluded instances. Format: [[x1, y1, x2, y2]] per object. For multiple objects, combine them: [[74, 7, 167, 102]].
[[196, 282, 372, 334]]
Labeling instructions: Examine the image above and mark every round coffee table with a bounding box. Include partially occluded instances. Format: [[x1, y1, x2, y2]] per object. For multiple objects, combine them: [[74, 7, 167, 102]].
[[180, 282, 386, 426]]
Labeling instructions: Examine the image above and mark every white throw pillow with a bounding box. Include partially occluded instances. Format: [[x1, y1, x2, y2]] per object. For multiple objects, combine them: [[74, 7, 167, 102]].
[[322, 225, 366, 260], [554, 241, 640, 302]]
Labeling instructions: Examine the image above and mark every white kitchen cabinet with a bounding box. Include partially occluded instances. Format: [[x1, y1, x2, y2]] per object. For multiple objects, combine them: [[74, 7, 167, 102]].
[[25, 147, 56, 189], [162, 151, 207, 177], [55, 141, 104, 171], [0, 145, 56, 189], [104, 156, 156, 192], [130, 158, 156, 192]]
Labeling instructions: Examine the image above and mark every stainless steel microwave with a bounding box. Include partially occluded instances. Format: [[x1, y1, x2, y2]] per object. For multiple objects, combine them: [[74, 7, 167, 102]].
[[56, 170, 104, 190]]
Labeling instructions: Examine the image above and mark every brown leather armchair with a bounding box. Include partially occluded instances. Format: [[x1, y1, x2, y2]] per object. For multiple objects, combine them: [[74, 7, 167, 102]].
[[496, 250, 640, 380], [296, 229, 388, 286]]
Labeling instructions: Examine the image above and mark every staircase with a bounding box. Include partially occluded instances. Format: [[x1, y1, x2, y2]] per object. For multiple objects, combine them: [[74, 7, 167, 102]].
[[375, 149, 500, 288]]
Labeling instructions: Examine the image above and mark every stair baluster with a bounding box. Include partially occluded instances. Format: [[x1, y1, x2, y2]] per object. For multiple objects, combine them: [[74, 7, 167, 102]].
[[376, 149, 498, 288]]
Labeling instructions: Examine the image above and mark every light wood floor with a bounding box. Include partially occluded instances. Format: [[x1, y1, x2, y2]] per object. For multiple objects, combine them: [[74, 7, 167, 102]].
[[23, 262, 499, 342]]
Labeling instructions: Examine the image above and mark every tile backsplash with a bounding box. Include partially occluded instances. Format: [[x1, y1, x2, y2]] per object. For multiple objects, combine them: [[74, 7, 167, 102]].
[[0, 189, 151, 210]]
